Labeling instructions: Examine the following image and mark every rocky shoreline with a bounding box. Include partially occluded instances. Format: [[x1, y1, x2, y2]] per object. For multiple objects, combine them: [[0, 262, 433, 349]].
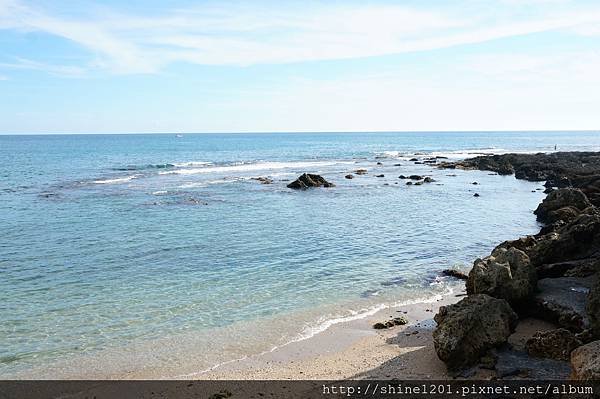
[[432, 152, 600, 379]]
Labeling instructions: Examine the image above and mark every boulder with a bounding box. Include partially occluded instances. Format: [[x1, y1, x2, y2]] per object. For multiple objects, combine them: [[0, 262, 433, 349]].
[[432, 294, 518, 371], [409, 175, 423, 180], [424, 177, 436, 183], [571, 340, 600, 380], [287, 173, 335, 189], [345, 174, 354, 179], [526, 328, 582, 361], [534, 188, 592, 224], [466, 247, 537, 306]]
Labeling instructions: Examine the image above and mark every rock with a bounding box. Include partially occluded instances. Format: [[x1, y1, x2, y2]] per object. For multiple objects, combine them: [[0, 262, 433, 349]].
[[376, 162, 383, 165], [526, 328, 582, 361], [586, 277, 600, 338], [355, 169, 367, 175], [252, 177, 273, 184], [345, 174, 354, 179], [406, 181, 413, 185], [442, 269, 469, 280], [473, 193, 480, 197], [375, 174, 384, 178], [287, 173, 335, 189], [534, 188, 592, 224], [424, 177, 436, 183], [398, 175, 408, 179], [414, 181, 423, 186], [495, 347, 572, 379], [532, 277, 594, 332], [409, 158, 419, 161], [373, 316, 408, 330], [409, 175, 423, 180], [571, 340, 600, 380], [472, 182, 479, 185], [432, 294, 518, 370], [373, 322, 387, 329], [394, 163, 402, 166], [466, 247, 537, 307]]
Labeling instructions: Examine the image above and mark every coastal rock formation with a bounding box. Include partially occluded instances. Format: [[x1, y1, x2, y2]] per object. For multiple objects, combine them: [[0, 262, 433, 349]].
[[287, 174, 335, 189], [433, 294, 518, 371], [466, 247, 537, 306], [586, 278, 600, 338], [534, 188, 592, 224], [571, 340, 600, 380], [442, 269, 469, 280], [526, 328, 582, 361]]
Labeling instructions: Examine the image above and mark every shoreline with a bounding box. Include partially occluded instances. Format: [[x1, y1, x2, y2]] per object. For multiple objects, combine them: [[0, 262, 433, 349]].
[[195, 289, 465, 380]]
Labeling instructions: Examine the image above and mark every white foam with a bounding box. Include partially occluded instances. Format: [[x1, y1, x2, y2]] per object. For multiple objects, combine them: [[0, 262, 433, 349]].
[[159, 161, 354, 176], [172, 161, 213, 167], [152, 190, 168, 195], [93, 175, 138, 184]]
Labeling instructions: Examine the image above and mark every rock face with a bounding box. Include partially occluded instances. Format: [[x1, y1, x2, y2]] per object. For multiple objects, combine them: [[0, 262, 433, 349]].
[[287, 174, 335, 189], [526, 328, 582, 361], [466, 247, 537, 306], [534, 188, 592, 224], [442, 269, 469, 280], [532, 277, 593, 332], [571, 340, 600, 380], [433, 294, 518, 371]]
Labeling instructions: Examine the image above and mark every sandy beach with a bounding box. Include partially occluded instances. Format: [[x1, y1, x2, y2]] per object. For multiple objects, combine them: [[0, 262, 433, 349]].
[[197, 290, 465, 380]]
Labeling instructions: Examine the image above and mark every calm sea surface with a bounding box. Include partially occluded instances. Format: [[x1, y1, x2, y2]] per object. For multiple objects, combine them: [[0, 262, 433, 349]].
[[1, 131, 599, 377]]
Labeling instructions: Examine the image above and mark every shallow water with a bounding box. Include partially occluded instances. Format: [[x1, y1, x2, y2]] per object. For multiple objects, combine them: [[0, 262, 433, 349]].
[[1, 131, 599, 377]]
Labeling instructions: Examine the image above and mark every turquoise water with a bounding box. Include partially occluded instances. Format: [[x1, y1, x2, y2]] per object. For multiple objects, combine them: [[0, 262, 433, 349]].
[[1, 131, 599, 378]]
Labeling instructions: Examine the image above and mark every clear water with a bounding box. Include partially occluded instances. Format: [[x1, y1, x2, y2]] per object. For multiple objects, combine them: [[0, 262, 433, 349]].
[[1, 131, 599, 378]]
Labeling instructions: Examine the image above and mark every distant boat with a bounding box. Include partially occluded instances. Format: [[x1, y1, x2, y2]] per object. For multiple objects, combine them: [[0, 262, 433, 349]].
[[176, 134, 183, 138]]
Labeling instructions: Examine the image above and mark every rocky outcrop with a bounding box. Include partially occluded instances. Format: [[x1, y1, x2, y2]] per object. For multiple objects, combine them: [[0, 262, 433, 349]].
[[287, 174, 335, 189], [571, 340, 600, 380], [526, 328, 582, 361], [433, 294, 518, 371], [586, 278, 600, 338], [534, 188, 592, 224], [466, 247, 537, 307]]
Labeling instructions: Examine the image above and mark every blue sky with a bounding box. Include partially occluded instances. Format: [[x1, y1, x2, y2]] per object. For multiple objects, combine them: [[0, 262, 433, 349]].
[[1, 0, 600, 133]]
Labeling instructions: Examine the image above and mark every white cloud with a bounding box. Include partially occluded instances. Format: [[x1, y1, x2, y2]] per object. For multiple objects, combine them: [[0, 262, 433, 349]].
[[0, 57, 85, 76], [1, 1, 600, 74]]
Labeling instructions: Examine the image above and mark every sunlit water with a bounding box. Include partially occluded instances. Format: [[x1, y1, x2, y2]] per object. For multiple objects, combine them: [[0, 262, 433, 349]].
[[1, 131, 599, 378]]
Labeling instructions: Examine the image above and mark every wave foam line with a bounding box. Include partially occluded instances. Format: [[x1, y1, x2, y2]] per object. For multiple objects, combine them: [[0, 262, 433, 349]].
[[159, 161, 354, 176], [93, 175, 138, 184]]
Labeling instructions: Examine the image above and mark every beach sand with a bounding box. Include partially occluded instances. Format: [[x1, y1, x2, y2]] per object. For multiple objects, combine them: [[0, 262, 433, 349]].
[[196, 290, 467, 380]]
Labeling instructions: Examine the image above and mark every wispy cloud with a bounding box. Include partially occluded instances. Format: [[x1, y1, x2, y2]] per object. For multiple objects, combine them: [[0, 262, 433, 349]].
[[0, 57, 85, 76], [1, 1, 600, 74]]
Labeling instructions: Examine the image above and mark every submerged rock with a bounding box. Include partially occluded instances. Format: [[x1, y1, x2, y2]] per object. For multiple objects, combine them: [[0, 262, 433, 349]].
[[433, 294, 518, 371], [526, 328, 582, 361], [251, 177, 273, 184], [355, 169, 368, 175], [571, 340, 600, 380], [287, 173, 335, 189], [409, 175, 423, 180], [467, 247, 537, 307], [423, 177, 436, 183], [345, 174, 354, 179]]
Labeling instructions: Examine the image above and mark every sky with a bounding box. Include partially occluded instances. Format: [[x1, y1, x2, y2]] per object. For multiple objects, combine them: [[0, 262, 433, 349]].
[[1, 0, 600, 134]]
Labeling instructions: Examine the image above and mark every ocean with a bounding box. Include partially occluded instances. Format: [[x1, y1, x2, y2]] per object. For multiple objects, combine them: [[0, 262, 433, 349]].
[[1, 131, 599, 378]]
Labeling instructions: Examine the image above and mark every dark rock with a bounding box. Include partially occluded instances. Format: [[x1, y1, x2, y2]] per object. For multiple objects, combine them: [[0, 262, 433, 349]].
[[373, 322, 387, 329], [442, 269, 469, 280], [409, 175, 423, 180], [406, 181, 413, 185], [433, 294, 518, 371], [586, 278, 600, 338], [571, 340, 600, 380], [376, 162, 383, 165], [414, 181, 423, 186], [414, 161, 423, 165], [534, 188, 592, 224], [394, 163, 402, 166], [531, 277, 594, 332], [375, 174, 384, 178], [467, 247, 537, 307], [472, 182, 479, 185], [345, 174, 354, 179], [252, 177, 273, 184], [473, 193, 480, 197], [398, 175, 408, 179], [287, 173, 335, 189], [526, 328, 582, 361], [495, 347, 572, 379], [409, 158, 419, 161], [424, 177, 436, 183], [355, 169, 368, 175]]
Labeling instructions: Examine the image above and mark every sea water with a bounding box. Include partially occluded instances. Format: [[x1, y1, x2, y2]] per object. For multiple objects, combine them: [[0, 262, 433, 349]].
[[1, 131, 599, 377]]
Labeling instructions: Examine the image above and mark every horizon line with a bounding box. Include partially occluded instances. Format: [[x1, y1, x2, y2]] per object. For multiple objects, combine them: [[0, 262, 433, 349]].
[[1, 129, 599, 136]]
